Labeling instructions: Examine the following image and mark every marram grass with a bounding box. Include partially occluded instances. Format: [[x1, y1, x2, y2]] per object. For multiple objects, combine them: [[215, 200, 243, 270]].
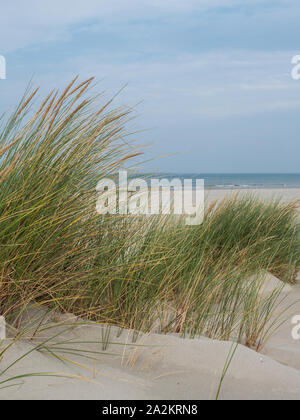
[[0, 77, 140, 324], [0, 79, 299, 373]]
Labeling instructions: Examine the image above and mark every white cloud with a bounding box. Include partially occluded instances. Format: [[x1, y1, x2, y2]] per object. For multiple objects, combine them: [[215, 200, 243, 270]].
[[0, 0, 278, 53], [8, 49, 295, 119], [1, 44, 299, 120], [93, 50, 299, 117], [1, 1, 299, 120], [1, 44, 299, 173]]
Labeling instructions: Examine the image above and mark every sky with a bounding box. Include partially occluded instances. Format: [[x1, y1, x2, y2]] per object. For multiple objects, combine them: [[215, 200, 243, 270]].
[[0, 0, 300, 173]]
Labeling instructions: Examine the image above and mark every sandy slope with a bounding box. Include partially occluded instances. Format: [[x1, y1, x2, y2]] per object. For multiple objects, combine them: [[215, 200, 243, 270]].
[[261, 281, 300, 370], [0, 283, 300, 401]]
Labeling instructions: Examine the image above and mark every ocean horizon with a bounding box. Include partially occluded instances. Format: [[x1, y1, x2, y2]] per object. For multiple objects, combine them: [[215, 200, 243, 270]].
[[140, 173, 300, 189]]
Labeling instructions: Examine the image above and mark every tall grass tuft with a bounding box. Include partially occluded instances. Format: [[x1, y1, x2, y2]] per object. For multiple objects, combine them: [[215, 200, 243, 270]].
[[0, 77, 139, 324], [84, 196, 300, 349]]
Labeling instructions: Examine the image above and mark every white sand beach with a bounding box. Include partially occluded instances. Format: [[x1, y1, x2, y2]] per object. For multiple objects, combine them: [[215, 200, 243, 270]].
[[0, 281, 300, 400]]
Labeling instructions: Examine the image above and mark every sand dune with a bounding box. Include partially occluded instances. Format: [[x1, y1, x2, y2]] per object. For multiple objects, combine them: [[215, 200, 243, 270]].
[[1, 281, 300, 400], [1, 188, 300, 400]]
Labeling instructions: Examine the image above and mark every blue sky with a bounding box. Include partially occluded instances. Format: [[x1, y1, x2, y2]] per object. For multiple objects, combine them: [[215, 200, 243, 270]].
[[0, 0, 300, 173]]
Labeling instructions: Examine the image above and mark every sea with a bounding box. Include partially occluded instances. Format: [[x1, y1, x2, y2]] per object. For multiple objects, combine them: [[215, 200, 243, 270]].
[[141, 173, 300, 189]]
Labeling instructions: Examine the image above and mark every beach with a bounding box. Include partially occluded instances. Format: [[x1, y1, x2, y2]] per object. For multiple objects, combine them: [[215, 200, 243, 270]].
[[1, 187, 300, 401], [2, 1, 300, 404], [1, 281, 300, 400], [1, 79, 300, 402]]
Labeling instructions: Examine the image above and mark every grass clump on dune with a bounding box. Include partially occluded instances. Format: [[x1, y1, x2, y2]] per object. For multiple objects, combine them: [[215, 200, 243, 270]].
[[204, 195, 300, 283], [90, 197, 299, 349], [0, 77, 139, 324]]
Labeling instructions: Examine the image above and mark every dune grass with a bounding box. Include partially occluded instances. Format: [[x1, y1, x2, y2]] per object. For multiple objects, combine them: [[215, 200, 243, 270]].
[[86, 196, 300, 349], [0, 77, 139, 325], [0, 79, 299, 368]]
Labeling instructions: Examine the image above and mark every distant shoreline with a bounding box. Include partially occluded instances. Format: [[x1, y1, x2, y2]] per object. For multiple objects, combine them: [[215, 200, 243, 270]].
[[135, 173, 300, 190], [205, 186, 300, 190]]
